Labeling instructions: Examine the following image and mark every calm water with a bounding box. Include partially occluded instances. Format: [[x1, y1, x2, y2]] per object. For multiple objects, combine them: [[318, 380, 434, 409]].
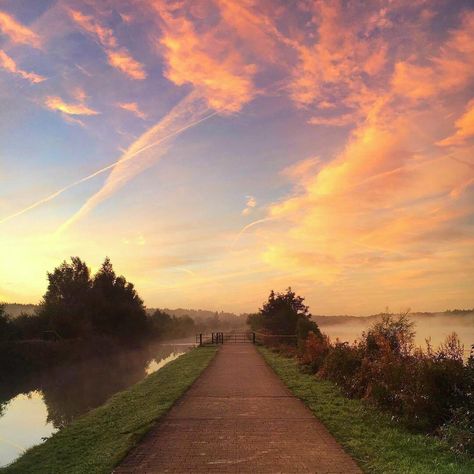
[[319, 314, 474, 357], [0, 340, 195, 467]]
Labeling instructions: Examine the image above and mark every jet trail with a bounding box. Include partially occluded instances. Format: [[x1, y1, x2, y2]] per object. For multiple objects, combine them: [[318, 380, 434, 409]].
[[0, 94, 216, 227]]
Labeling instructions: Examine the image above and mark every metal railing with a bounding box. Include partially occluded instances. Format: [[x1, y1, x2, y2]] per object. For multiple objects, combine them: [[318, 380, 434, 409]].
[[196, 332, 255, 345], [196, 331, 299, 346]]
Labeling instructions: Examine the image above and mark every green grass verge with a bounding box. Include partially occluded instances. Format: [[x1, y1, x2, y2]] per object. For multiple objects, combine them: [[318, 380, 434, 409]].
[[259, 347, 474, 474], [1, 346, 217, 474]]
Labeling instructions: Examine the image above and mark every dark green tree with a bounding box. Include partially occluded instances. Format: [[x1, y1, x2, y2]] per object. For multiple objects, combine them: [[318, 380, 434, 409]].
[[258, 288, 321, 338], [39, 257, 92, 338], [91, 257, 148, 342], [0, 304, 14, 341], [246, 313, 263, 331]]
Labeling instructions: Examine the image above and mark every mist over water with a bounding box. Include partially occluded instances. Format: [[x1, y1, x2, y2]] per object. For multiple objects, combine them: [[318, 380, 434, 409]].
[[0, 339, 195, 468], [318, 313, 474, 355]]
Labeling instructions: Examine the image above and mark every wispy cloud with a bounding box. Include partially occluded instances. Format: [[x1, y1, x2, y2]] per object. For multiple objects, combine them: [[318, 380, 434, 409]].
[[106, 49, 146, 80], [44, 96, 98, 116], [0, 93, 216, 227], [68, 8, 146, 80], [58, 93, 215, 232], [0, 49, 44, 83], [0, 10, 41, 47], [117, 102, 147, 119], [154, 2, 256, 112], [241, 195, 256, 216], [437, 99, 474, 147]]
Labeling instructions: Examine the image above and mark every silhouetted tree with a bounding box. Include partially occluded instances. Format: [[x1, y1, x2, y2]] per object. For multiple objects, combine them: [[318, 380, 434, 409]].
[[38, 257, 92, 338], [91, 257, 148, 342], [36, 257, 148, 342], [257, 288, 321, 338], [0, 304, 14, 341], [246, 313, 263, 331], [150, 309, 195, 339]]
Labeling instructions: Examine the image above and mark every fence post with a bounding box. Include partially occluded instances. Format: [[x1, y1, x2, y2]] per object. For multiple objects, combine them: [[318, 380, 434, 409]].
[[212, 332, 214, 344], [199, 333, 202, 346], [252, 332, 256, 344]]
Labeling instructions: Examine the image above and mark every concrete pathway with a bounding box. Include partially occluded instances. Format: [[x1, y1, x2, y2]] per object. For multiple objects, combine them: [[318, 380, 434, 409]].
[[115, 344, 361, 473]]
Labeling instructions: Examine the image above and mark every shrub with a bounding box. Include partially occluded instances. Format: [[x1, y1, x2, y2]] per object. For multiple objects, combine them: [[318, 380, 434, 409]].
[[291, 313, 473, 453], [319, 341, 364, 395], [299, 332, 330, 372]]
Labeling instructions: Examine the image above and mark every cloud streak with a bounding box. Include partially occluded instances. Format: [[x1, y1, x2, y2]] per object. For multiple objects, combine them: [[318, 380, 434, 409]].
[[0, 49, 44, 83], [44, 96, 98, 116], [0, 94, 216, 227], [0, 10, 41, 47], [118, 102, 147, 119], [58, 93, 215, 231], [153, 1, 256, 112], [68, 8, 146, 80]]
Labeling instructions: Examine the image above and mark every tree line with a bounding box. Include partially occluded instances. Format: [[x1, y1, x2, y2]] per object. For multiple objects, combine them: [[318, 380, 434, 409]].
[[252, 288, 474, 456], [0, 257, 197, 345]]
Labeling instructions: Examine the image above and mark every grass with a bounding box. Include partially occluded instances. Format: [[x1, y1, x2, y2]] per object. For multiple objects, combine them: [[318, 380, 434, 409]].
[[1, 346, 217, 474], [259, 346, 474, 474]]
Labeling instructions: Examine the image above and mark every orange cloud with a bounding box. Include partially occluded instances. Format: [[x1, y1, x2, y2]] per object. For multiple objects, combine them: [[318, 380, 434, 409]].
[[68, 9, 117, 48], [106, 49, 146, 80], [118, 102, 147, 119], [0, 10, 41, 47], [437, 99, 474, 147], [257, 86, 474, 292], [288, 1, 388, 110], [308, 114, 354, 127], [392, 12, 474, 101], [44, 96, 99, 116], [68, 8, 146, 80], [153, 2, 256, 113], [215, 0, 283, 61], [391, 62, 437, 100], [0, 49, 45, 83]]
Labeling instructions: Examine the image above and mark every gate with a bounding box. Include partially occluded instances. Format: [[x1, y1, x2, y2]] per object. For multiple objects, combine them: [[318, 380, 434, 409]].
[[223, 332, 254, 344], [196, 332, 255, 345]]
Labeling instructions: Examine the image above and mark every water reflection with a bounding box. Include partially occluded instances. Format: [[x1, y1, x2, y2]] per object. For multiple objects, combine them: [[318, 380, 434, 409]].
[[0, 340, 195, 467]]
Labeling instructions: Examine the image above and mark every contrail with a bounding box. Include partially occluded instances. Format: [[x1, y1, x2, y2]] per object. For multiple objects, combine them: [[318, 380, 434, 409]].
[[231, 217, 275, 248], [0, 104, 217, 226], [57, 93, 214, 232]]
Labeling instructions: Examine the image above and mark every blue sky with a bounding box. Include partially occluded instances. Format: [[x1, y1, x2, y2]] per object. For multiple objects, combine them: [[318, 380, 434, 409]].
[[1, 0, 473, 314]]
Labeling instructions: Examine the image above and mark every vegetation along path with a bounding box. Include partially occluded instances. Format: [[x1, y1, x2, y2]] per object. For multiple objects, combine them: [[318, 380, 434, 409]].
[[115, 343, 361, 473]]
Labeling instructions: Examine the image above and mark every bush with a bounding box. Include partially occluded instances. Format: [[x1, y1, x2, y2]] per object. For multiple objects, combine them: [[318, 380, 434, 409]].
[[292, 313, 473, 453], [319, 341, 364, 396], [299, 332, 330, 372]]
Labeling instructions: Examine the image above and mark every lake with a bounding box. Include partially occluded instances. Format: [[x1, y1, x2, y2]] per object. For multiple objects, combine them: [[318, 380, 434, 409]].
[[0, 339, 196, 468]]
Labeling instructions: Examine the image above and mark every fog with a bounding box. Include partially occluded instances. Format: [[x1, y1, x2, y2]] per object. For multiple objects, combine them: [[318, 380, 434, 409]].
[[317, 313, 474, 356]]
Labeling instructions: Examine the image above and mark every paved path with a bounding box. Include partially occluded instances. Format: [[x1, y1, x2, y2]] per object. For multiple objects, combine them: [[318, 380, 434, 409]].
[[115, 344, 361, 473]]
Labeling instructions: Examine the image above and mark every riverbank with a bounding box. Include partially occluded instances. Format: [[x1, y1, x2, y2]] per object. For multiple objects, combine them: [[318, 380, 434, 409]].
[[259, 347, 474, 474], [1, 346, 217, 474]]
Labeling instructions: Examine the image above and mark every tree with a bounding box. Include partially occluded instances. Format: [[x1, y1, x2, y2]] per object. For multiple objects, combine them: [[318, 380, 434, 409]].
[[150, 309, 173, 337], [37, 256, 148, 343], [258, 288, 321, 338], [91, 257, 148, 342], [39, 257, 92, 338], [0, 304, 14, 341], [246, 313, 263, 331]]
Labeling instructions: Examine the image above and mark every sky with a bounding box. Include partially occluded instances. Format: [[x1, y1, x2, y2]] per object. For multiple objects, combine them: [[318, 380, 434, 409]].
[[0, 0, 473, 315]]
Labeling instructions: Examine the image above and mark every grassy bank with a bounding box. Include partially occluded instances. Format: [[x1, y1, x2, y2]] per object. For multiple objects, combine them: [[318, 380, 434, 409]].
[[259, 347, 474, 474], [1, 346, 217, 474]]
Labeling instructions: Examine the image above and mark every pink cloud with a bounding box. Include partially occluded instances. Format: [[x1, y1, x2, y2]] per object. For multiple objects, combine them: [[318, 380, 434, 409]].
[[68, 8, 146, 80], [0, 49, 44, 83], [0, 10, 41, 47]]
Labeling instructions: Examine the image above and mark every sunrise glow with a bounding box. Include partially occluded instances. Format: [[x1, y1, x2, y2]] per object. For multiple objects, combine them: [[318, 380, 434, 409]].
[[1, 0, 473, 314]]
